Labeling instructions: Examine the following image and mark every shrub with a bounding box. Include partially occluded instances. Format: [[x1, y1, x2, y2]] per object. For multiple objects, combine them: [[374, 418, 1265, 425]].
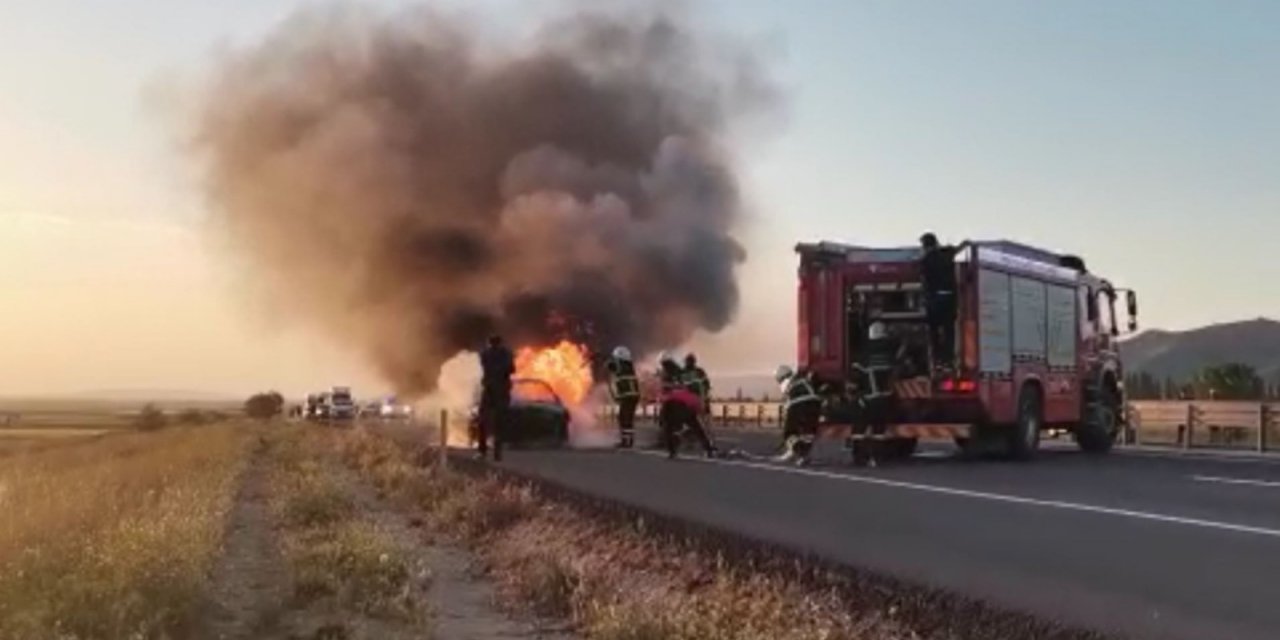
[[135, 403, 168, 431], [244, 391, 285, 420]]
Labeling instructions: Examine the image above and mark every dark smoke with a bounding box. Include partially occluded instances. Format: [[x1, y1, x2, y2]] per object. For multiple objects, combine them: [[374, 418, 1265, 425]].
[[186, 3, 777, 396]]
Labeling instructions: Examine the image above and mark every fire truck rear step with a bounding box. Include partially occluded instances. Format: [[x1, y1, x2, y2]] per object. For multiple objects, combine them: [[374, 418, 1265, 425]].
[[817, 423, 972, 440]]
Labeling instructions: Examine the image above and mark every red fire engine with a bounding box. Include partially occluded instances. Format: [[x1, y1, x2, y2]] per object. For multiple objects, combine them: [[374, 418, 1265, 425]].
[[796, 239, 1138, 459]]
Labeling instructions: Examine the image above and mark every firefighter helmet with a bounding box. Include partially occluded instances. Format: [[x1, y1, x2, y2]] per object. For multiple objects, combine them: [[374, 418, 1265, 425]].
[[774, 365, 795, 384], [658, 351, 676, 365], [611, 346, 632, 362], [684, 352, 697, 366], [868, 321, 887, 341]]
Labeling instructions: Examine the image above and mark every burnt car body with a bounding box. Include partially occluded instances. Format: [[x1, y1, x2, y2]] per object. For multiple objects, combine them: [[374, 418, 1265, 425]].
[[468, 378, 570, 448]]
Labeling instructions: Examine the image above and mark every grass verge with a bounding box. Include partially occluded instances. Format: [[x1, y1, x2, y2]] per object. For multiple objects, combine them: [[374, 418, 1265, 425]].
[[337, 427, 914, 640], [263, 427, 425, 625], [0, 424, 249, 639]]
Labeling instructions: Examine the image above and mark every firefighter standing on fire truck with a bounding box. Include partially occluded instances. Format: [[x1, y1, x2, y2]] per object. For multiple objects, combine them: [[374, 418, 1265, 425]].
[[920, 232, 959, 369], [606, 346, 641, 449], [774, 365, 822, 465], [658, 353, 718, 459]]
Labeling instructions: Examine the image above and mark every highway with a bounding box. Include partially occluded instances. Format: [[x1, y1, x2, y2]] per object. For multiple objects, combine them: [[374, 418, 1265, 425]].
[[497, 429, 1280, 640]]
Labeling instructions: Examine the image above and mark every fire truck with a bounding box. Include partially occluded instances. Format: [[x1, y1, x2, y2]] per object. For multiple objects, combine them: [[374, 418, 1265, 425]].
[[796, 239, 1138, 460]]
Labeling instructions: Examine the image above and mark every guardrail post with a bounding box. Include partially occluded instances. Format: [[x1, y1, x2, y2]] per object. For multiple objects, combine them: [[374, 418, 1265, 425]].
[[1260, 404, 1270, 453], [720, 404, 728, 428], [737, 404, 746, 426], [756, 404, 764, 427], [1183, 403, 1196, 450], [438, 408, 449, 468], [1125, 403, 1137, 446]]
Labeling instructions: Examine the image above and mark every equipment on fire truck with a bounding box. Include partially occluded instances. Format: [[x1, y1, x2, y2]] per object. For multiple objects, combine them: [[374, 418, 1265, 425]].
[[796, 238, 1139, 462]]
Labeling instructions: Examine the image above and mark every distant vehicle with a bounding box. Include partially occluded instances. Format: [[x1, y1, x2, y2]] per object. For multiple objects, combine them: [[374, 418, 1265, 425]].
[[796, 239, 1139, 460], [468, 378, 569, 448], [328, 386, 356, 421], [305, 392, 331, 420], [379, 398, 413, 420], [359, 402, 382, 419]]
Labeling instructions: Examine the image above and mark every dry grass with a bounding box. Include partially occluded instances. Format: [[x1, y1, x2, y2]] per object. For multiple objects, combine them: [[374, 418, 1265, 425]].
[[341, 428, 914, 640], [0, 424, 250, 639], [264, 427, 424, 624]]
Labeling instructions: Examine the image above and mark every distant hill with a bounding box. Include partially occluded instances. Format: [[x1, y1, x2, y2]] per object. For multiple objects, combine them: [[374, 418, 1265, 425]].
[[1121, 318, 1280, 382]]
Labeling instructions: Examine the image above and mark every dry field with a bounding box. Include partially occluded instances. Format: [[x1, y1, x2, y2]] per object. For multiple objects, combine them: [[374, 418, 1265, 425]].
[[0, 411, 938, 640], [0, 424, 249, 639]]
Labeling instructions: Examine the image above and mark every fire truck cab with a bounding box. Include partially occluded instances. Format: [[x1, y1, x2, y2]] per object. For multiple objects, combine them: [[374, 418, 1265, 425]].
[[796, 239, 1138, 459]]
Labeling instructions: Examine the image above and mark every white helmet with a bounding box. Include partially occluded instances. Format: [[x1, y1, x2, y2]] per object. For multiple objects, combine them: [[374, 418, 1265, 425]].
[[774, 364, 795, 384], [868, 321, 888, 341], [611, 346, 632, 361], [658, 351, 676, 365]]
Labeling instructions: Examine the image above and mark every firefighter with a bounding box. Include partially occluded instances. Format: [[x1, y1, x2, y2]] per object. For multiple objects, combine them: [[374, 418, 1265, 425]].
[[774, 365, 822, 465], [606, 346, 641, 448], [477, 334, 515, 462], [658, 352, 717, 459], [682, 352, 712, 415], [850, 321, 903, 467], [919, 232, 959, 369]]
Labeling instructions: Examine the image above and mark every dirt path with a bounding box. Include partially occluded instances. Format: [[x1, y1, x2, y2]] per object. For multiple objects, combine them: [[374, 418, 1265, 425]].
[[193, 442, 290, 640], [345, 468, 577, 640], [197, 430, 579, 640], [424, 543, 577, 640]]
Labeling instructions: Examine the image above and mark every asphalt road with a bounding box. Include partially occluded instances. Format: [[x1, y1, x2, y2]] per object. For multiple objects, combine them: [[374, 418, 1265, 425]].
[[495, 427, 1280, 640]]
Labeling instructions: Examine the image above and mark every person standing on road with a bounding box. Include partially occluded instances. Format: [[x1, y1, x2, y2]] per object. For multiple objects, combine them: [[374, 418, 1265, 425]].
[[682, 352, 712, 416], [606, 346, 641, 449], [775, 365, 823, 465], [919, 232, 959, 369], [850, 321, 902, 467], [658, 353, 718, 459], [477, 334, 515, 462]]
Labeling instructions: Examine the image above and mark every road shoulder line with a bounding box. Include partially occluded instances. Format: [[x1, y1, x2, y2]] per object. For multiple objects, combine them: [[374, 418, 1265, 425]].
[[633, 450, 1280, 540]]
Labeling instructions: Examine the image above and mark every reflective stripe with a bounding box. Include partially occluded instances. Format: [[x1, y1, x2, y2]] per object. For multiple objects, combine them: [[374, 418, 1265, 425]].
[[783, 378, 821, 411], [611, 374, 640, 399]]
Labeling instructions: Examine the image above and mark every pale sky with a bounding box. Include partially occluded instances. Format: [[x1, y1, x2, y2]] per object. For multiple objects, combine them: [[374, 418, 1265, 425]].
[[2, 1, 1277, 397]]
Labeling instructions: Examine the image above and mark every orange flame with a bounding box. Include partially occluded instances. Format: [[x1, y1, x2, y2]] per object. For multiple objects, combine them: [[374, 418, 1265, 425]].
[[514, 340, 594, 407]]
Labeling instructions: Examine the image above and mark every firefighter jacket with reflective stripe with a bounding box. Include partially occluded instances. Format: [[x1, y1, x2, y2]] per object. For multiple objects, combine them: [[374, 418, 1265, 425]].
[[607, 359, 640, 400], [782, 376, 821, 412], [857, 337, 899, 400], [683, 366, 710, 399]]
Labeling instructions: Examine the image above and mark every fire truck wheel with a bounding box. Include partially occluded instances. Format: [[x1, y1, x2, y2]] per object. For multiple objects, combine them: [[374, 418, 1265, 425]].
[[1008, 386, 1043, 461], [892, 438, 919, 458], [1076, 384, 1119, 454]]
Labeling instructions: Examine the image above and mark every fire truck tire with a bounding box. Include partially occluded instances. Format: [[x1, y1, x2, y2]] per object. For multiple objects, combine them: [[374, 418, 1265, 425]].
[[1076, 385, 1119, 454], [892, 438, 919, 458], [1008, 386, 1043, 461]]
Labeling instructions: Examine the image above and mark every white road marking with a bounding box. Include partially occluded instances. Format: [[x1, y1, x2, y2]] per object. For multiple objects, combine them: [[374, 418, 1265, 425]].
[[1192, 475, 1280, 489], [1115, 448, 1280, 466], [632, 450, 1280, 540]]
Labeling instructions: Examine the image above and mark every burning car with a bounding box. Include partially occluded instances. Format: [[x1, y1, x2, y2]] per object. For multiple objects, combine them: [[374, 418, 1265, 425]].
[[468, 378, 570, 448]]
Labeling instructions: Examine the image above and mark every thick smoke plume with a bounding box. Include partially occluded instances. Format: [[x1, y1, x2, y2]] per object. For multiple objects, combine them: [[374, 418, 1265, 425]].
[[186, 3, 776, 396]]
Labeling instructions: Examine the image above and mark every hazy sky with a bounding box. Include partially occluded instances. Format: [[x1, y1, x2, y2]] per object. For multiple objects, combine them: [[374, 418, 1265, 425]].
[[2, 1, 1277, 397]]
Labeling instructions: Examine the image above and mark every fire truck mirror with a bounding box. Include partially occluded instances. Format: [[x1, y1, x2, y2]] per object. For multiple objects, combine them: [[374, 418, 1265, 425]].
[[1127, 291, 1139, 332]]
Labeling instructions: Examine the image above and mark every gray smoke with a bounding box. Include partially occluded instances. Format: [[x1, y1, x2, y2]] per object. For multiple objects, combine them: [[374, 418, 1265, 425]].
[[185, 3, 777, 396]]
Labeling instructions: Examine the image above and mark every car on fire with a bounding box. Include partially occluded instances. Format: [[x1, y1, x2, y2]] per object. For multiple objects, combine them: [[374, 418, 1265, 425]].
[[468, 378, 570, 448]]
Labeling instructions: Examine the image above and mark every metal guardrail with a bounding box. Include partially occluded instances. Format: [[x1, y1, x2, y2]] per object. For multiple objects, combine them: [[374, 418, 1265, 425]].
[[605, 400, 1280, 453]]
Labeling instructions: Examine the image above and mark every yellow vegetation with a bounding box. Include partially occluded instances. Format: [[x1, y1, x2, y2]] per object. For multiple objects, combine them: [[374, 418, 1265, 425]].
[[0, 425, 249, 640]]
